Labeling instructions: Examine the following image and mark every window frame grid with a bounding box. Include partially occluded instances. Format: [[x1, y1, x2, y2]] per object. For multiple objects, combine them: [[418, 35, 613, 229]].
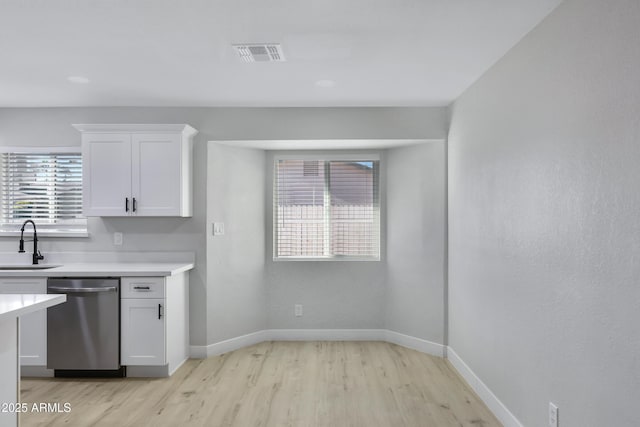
[[0, 147, 87, 235], [273, 154, 381, 261]]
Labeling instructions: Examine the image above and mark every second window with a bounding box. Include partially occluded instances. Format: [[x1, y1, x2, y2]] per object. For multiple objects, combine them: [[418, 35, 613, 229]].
[[274, 158, 380, 260]]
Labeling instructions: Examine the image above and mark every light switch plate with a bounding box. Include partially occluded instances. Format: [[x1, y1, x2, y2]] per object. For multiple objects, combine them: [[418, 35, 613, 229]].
[[213, 222, 225, 236], [549, 402, 558, 427]]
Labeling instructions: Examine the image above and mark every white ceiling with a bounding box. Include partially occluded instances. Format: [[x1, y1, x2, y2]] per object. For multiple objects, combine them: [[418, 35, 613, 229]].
[[0, 0, 561, 107]]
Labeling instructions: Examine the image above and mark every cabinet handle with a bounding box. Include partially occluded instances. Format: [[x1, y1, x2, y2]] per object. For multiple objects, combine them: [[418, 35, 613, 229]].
[[133, 197, 137, 212], [158, 303, 163, 320], [48, 286, 117, 293], [125, 197, 129, 212], [133, 286, 150, 290]]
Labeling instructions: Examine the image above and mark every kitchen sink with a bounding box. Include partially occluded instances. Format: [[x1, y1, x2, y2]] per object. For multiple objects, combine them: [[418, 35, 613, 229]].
[[0, 265, 62, 270]]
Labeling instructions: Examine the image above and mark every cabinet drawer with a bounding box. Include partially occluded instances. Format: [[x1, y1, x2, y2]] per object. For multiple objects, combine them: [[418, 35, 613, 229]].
[[0, 277, 47, 293], [121, 277, 165, 298]]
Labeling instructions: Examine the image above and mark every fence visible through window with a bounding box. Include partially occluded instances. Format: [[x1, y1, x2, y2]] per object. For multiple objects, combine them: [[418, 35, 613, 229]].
[[274, 159, 380, 260]]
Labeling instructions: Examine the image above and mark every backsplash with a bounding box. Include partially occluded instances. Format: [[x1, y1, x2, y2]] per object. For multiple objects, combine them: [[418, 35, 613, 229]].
[[0, 251, 195, 265]]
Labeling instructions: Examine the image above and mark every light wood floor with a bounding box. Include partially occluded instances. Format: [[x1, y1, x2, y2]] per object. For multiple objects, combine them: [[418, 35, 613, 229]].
[[21, 341, 501, 427]]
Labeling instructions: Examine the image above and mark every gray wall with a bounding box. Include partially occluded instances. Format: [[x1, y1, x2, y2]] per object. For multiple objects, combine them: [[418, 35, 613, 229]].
[[265, 144, 447, 340], [207, 143, 266, 343], [0, 108, 209, 346], [265, 150, 387, 330], [386, 142, 446, 343], [447, 1, 640, 425], [0, 106, 448, 346]]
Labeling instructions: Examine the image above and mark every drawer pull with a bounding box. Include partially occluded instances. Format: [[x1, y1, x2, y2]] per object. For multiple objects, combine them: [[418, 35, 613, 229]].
[[49, 286, 117, 293], [133, 286, 150, 290]]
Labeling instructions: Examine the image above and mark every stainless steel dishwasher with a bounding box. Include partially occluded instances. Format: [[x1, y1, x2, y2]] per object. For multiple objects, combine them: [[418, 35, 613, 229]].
[[47, 278, 124, 377]]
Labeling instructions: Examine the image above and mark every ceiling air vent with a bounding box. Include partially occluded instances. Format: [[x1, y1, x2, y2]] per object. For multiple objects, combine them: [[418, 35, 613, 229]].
[[233, 44, 286, 62]]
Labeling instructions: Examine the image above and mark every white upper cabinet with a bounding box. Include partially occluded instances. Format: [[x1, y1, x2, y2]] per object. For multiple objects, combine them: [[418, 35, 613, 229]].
[[82, 132, 132, 216], [132, 133, 182, 216], [74, 124, 197, 217]]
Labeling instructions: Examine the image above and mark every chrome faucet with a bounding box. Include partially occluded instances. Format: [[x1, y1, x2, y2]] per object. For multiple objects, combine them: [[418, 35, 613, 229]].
[[19, 220, 45, 265]]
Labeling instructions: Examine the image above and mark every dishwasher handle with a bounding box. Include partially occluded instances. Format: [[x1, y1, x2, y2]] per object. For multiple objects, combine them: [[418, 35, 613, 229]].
[[48, 286, 118, 293]]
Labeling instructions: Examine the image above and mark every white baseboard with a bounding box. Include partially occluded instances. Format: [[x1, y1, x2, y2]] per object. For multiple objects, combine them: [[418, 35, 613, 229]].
[[385, 330, 446, 357], [190, 330, 269, 358], [267, 328, 384, 341], [447, 346, 523, 427], [191, 329, 445, 359]]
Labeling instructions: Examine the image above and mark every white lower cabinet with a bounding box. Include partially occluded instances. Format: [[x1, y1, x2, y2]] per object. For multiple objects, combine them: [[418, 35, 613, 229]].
[[121, 298, 166, 366], [0, 272, 188, 377], [0, 277, 47, 366], [120, 274, 189, 377]]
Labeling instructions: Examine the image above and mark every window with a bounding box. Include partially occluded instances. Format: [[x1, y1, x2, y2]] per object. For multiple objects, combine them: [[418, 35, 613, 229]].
[[0, 151, 87, 234], [274, 157, 380, 260]]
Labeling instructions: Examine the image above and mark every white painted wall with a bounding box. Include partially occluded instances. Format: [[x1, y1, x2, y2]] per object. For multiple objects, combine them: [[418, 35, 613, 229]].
[[207, 143, 266, 343], [448, 1, 640, 425], [386, 142, 446, 343], [0, 107, 448, 347]]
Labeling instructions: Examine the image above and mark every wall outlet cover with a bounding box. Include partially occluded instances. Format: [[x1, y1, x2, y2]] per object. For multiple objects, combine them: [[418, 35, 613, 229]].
[[113, 232, 123, 246]]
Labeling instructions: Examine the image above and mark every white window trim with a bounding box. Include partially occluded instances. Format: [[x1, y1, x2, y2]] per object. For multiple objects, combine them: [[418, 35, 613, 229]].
[[273, 153, 381, 161], [272, 255, 381, 262], [273, 154, 381, 261], [0, 229, 89, 238], [0, 146, 80, 153], [0, 147, 88, 238]]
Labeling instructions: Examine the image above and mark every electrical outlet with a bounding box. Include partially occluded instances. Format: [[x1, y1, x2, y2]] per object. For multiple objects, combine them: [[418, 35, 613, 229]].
[[549, 402, 559, 427], [294, 304, 303, 317], [113, 232, 123, 246], [213, 222, 225, 236]]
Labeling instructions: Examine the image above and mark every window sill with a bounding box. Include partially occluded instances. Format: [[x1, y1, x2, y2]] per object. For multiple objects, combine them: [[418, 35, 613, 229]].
[[273, 256, 380, 262], [0, 230, 89, 238]]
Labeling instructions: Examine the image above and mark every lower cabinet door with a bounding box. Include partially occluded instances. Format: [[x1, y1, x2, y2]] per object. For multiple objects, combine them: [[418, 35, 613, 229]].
[[19, 310, 46, 366], [0, 278, 47, 366], [121, 298, 166, 366]]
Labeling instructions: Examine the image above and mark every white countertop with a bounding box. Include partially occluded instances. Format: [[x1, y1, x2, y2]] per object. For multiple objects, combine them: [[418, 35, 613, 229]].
[[0, 294, 66, 322], [0, 262, 194, 277]]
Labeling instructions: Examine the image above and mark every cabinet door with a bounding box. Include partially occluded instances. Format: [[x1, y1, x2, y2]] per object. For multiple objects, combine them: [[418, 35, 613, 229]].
[[121, 298, 166, 366], [131, 133, 182, 216], [0, 278, 47, 366], [82, 133, 132, 216]]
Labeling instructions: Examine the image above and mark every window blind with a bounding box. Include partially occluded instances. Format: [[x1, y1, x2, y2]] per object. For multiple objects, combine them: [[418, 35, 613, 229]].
[[274, 159, 380, 259], [0, 152, 85, 229]]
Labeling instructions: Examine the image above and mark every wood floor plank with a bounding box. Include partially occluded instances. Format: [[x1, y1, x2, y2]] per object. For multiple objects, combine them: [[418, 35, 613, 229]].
[[20, 341, 501, 427]]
